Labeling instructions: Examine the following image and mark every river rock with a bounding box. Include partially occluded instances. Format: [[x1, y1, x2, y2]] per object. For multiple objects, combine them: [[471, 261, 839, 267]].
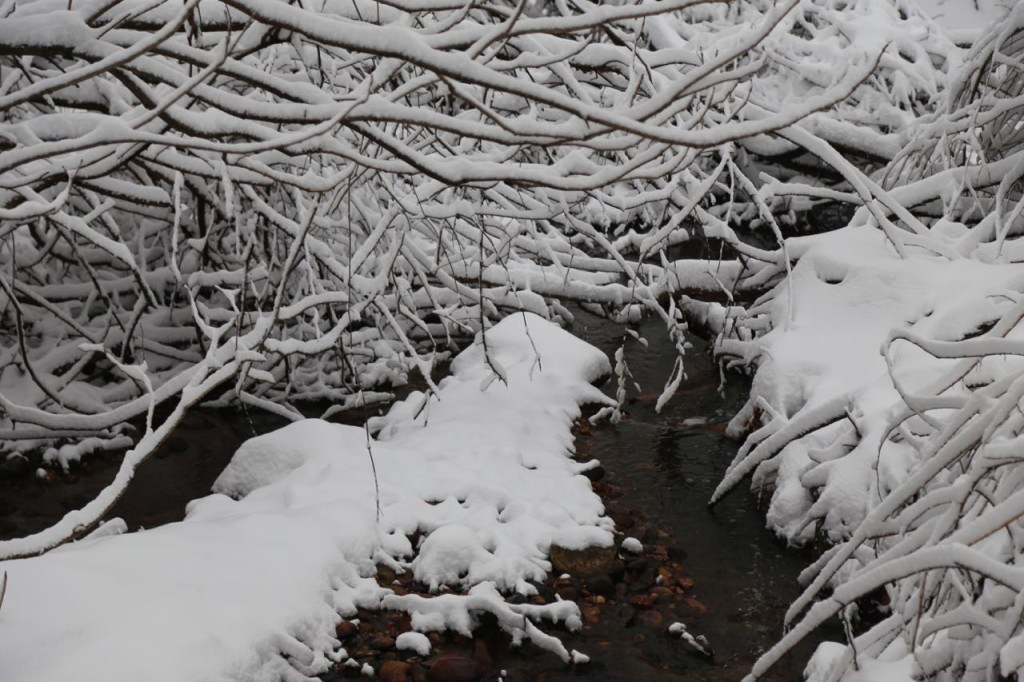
[[0, 454, 29, 479], [637, 609, 663, 628], [335, 620, 358, 640], [585, 574, 615, 596], [379, 661, 411, 682], [549, 543, 621, 580], [427, 653, 484, 682], [371, 634, 396, 651]]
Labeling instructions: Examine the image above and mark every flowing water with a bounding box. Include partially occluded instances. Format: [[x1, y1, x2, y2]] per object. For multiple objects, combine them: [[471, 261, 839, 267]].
[[518, 310, 840, 680], [0, 311, 838, 680]]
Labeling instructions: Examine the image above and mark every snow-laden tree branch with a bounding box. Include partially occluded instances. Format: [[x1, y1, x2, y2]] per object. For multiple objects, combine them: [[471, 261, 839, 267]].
[[696, 6, 1024, 679], [0, 0, 912, 559]]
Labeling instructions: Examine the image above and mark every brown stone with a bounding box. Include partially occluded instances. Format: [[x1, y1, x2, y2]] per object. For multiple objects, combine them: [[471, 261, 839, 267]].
[[377, 565, 400, 584], [681, 595, 709, 615], [335, 620, 358, 640], [630, 594, 656, 610], [428, 653, 485, 682], [677, 577, 695, 591], [380, 660, 411, 682], [637, 610, 664, 628], [556, 585, 578, 601], [472, 639, 492, 668], [371, 634, 396, 650], [585, 575, 615, 597], [548, 543, 621, 580]]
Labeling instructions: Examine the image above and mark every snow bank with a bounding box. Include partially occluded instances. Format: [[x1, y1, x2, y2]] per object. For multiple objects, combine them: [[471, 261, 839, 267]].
[[721, 223, 1024, 682], [715, 223, 1024, 544], [0, 312, 613, 682]]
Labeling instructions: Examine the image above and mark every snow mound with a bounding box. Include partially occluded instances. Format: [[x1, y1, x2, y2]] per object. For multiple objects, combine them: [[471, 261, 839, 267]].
[[0, 312, 614, 682], [716, 224, 1024, 544], [395, 632, 431, 656]]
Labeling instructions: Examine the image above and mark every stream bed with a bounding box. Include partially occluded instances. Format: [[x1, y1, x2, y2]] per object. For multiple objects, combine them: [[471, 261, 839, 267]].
[[0, 311, 838, 680]]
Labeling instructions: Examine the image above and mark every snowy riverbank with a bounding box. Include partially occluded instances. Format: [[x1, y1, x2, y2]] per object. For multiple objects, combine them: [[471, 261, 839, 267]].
[[0, 314, 613, 682]]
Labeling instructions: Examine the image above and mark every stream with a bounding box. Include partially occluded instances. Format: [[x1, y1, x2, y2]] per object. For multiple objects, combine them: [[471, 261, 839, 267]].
[[0, 310, 838, 681]]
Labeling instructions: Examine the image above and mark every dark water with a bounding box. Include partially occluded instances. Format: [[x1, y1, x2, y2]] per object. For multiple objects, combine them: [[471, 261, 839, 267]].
[[0, 312, 835, 680], [530, 311, 839, 680], [0, 409, 290, 540]]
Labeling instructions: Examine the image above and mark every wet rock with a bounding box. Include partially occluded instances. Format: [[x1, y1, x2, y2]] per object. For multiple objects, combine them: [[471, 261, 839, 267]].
[[472, 639, 492, 668], [637, 610, 664, 628], [680, 595, 710, 616], [548, 543, 621, 580], [531, 582, 555, 602], [630, 594, 656, 610], [377, 565, 401, 585], [427, 653, 485, 682], [0, 454, 30, 479], [556, 585, 578, 601], [581, 464, 605, 482], [371, 634, 396, 650], [677, 577, 695, 591], [336, 620, 358, 640], [586, 575, 615, 596], [379, 661, 411, 682], [625, 558, 649, 576]]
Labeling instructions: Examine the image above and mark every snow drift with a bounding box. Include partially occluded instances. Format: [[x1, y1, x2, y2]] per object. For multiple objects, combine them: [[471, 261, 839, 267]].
[[0, 313, 612, 682]]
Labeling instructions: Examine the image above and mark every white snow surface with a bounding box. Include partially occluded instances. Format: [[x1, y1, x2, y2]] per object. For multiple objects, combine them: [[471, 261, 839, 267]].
[[913, 0, 1011, 37], [719, 223, 1024, 543], [0, 312, 613, 682]]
